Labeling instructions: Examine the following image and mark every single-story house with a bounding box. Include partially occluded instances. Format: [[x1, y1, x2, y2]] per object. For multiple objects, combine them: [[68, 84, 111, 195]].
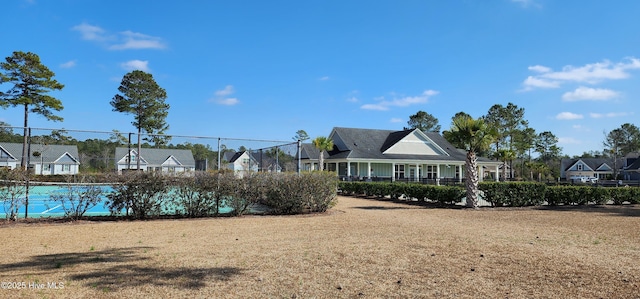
[[0, 142, 80, 175], [223, 151, 259, 177], [560, 157, 623, 181], [115, 147, 196, 174], [299, 127, 502, 182]]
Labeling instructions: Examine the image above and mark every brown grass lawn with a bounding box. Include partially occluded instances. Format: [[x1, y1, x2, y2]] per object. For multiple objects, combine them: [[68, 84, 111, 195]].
[[1, 196, 639, 299]]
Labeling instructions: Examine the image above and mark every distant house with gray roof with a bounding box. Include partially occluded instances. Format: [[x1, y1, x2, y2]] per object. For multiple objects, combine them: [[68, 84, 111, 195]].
[[0, 142, 80, 175], [115, 147, 195, 174], [298, 127, 501, 182], [222, 151, 259, 177], [560, 157, 623, 181]]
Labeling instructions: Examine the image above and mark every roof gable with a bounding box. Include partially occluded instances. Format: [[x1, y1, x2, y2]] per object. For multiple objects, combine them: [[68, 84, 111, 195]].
[[54, 152, 79, 164], [382, 130, 449, 156], [0, 145, 18, 161], [566, 159, 593, 171], [162, 155, 182, 166]]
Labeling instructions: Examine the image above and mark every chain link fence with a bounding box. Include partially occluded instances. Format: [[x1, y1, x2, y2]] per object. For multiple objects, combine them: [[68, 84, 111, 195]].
[[0, 126, 301, 174]]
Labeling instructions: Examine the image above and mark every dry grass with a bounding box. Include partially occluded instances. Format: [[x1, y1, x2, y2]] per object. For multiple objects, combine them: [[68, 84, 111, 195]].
[[1, 196, 639, 298]]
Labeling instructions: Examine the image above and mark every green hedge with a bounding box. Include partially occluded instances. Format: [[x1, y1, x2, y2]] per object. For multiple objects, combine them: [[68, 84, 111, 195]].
[[479, 182, 546, 207], [339, 181, 640, 207], [338, 181, 464, 204]]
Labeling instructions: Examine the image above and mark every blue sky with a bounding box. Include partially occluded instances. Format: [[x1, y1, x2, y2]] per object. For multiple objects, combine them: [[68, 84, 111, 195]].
[[1, 0, 639, 156]]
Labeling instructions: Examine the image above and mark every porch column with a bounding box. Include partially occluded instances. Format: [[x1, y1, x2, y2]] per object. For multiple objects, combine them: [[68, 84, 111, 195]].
[[458, 165, 463, 183], [415, 163, 420, 182], [367, 162, 371, 178], [347, 161, 351, 177], [495, 164, 499, 182], [436, 164, 441, 185], [479, 165, 484, 182], [392, 162, 396, 182]]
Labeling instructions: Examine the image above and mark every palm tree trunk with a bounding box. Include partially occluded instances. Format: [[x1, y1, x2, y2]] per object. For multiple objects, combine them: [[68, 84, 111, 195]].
[[318, 152, 324, 171], [502, 161, 507, 182], [465, 151, 479, 208]]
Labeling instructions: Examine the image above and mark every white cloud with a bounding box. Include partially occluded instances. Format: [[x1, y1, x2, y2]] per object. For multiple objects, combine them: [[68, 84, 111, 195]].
[[210, 85, 239, 106], [216, 98, 239, 106], [109, 31, 166, 50], [60, 60, 76, 68], [521, 57, 640, 91], [562, 86, 619, 101], [215, 85, 235, 97], [361, 90, 439, 111], [72, 23, 165, 50], [72, 22, 109, 41], [556, 112, 583, 120], [346, 97, 358, 103], [319, 76, 330, 81], [521, 76, 560, 90], [120, 60, 150, 72], [528, 65, 551, 73], [589, 112, 630, 119], [390, 118, 403, 123]]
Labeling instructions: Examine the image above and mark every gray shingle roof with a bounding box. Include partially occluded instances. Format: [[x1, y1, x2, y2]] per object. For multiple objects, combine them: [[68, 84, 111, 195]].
[[115, 147, 195, 166], [301, 127, 494, 163], [0, 142, 79, 164], [561, 157, 623, 172]]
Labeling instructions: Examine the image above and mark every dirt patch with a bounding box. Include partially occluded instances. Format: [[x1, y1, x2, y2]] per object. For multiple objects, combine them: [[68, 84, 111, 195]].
[[1, 196, 638, 298]]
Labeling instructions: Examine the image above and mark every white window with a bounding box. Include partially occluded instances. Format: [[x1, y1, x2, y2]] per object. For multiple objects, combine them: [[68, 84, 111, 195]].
[[577, 164, 583, 171], [395, 164, 405, 179], [43, 164, 51, 171], [425, 165, 437, 179], [63, 164, 70, 171]]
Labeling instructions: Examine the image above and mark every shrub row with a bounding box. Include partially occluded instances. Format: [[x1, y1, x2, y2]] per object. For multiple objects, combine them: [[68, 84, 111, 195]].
[[106, 171, 338, 219], [543, 185, 640, 206], [478, 182, 640, 206], [339, 182, 465, 205], [338, 180, 640, 207]]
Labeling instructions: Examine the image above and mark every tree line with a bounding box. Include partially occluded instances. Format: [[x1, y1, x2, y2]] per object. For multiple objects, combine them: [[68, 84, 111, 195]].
[[404, 107, 639, 181], [2, 50, 637, 178]]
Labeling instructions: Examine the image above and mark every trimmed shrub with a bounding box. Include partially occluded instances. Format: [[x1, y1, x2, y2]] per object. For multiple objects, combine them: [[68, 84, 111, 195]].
[[479, 182, 546, 207]]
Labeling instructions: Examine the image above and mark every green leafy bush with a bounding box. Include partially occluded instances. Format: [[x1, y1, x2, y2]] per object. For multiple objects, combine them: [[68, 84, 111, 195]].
[[479, 182, 546, 207]]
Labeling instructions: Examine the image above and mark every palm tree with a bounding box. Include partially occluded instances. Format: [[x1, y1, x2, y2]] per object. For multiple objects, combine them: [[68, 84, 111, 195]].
[[443, 115, 496, 208], [312, 136, 334, 171], [494, 149, 516, 181]]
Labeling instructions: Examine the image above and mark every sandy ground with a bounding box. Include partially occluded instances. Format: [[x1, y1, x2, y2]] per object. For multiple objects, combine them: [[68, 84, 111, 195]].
[[1, 196, 639, 298]]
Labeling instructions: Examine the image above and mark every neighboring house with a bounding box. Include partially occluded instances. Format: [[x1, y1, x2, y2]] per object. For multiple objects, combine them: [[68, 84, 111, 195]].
[[299, 144, 320, 171], [250, 151, 283, 173], [622, 153, 640, 180], [483, 163, 512, 181], [115, 147, 195, 174], [560, 157, 623, 181], [298, 127, 501, 182], [223, 151, 259, 177], [0, 142, 80, 175]]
